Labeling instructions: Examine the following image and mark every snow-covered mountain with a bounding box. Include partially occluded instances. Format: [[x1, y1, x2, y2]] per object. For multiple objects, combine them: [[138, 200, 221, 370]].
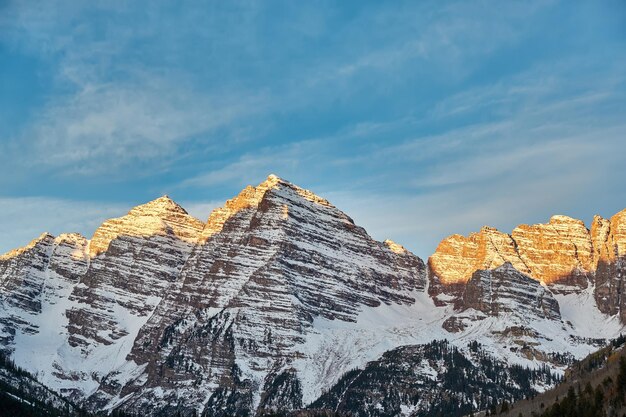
[[0, 174, 624, 416]]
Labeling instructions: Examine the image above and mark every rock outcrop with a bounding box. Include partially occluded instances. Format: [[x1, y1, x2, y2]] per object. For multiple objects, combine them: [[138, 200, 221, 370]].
[[441, 263, 561, 333], [430, 210, 626, 320], [462, 263, 560, 320], [593, 210, 626, 319]]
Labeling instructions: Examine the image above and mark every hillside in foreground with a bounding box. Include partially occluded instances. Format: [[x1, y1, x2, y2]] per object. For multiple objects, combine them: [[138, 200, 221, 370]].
[[482, 336, 626, 417]]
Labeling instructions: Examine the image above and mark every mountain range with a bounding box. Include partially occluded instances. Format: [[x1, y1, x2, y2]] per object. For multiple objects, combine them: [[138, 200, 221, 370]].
[[0, 174, 624, 416]]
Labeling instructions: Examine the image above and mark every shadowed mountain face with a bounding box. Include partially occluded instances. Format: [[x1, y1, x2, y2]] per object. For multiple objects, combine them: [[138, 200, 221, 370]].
[[0, 175, 624, 416]]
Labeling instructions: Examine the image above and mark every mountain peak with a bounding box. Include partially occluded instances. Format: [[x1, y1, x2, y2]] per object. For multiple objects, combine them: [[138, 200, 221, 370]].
[[89, 196, 204, 257], [259, 173, 293, 190], [0, 232, 55, 260], [549, 214, 585, 226], [128, 195, 189, 217], [266, 173, 280, 182], [384, 239, 408, 254], [202, 175, 332, 239]]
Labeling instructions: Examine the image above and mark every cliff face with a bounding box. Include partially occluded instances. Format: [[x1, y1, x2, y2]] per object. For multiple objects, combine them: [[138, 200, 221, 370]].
[[0, 233, 88, 348], [441, 263, 561, 334], [462, 263, 560, 320], [66, 196, 204, 353], [593, 210, 626, 319], [429, 210, 626, 320], [103, 175, 427, 414]]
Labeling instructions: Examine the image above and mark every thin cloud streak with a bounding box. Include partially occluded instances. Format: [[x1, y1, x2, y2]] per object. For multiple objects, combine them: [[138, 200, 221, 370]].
[[7, 79, 267, 176]]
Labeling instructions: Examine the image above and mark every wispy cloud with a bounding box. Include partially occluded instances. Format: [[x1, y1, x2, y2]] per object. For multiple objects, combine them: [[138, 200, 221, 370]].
[[178, 138, 327, 189], [0, 0, 597, 181], [8, 79, 264, 175]]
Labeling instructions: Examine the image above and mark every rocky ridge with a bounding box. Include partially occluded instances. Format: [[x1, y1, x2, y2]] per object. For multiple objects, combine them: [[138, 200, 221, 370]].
[[103, 174, 427, 415], [429, 211, 626, 319]]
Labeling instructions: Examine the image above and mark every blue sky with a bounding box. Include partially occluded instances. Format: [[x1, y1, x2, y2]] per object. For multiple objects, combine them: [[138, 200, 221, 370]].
[[0, 0, 625, 257]]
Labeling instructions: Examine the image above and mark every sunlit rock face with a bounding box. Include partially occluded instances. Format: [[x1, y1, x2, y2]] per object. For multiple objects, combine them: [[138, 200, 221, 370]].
[[511, 215, 593, 288], [428, 226, 532, 305], [430, 209, 626, 320], [103, 174, 427, 414], [88, 195, 204, 257], [429, 217, 593, 290], [429, 227, 531, 286]]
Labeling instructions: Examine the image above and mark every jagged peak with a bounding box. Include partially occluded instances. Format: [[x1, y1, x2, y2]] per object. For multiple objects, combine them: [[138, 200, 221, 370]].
[[203, 175, 333, 240], [493, 261, 521, 274], [88, 196, 205, 257], [128, 195, 190, 217], [384, 239, 408, 255], [593, 213, 608, 223], [36, 231, 54, 241], [264, 173, 281, 184], [0, 232, 55, 261], [258, 174, 332, 207], [55, 233, 88, 245], [549, 214, 585, 226]]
